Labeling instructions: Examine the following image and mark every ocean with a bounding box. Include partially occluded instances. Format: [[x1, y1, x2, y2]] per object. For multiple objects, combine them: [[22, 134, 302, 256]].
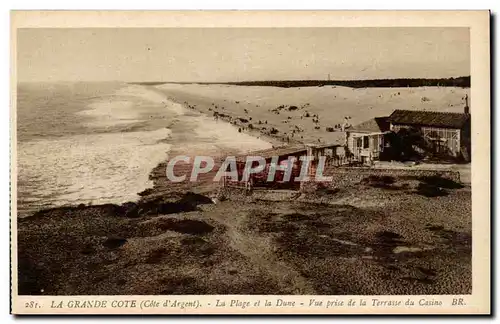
[[16, 82, 271, 217]]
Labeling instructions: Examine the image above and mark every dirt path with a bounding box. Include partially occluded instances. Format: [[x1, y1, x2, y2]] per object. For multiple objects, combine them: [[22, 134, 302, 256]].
[[203, 203, 316, 294]]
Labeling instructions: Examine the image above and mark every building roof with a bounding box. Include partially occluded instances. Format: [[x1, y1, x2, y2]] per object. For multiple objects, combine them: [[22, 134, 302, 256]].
[[307, 142, 344, 149], [389, 109, 470, 129], [235, 144, 307, 162], [348, 117, 391, 133]]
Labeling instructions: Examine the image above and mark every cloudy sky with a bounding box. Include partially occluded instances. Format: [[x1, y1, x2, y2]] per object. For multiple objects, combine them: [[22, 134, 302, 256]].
[[17, 27, 470, 82]]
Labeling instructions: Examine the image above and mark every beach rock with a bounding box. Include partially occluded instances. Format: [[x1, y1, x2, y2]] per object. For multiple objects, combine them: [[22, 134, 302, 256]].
[[158, 218, 214, 235], [178, 192, 214, 206], [138, 188, 154, 197]]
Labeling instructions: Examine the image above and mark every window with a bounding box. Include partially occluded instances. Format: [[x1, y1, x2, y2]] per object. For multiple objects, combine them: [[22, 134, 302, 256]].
[[356, 137, 362, 148], [363, 136, 369, 149], [373, 135, 379, 151]]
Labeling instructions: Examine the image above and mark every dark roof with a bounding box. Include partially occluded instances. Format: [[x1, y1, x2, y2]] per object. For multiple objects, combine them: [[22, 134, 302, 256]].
[[389, 110, 470, 129], [309, 142, 344, 149], [348, 117, 391, 133]]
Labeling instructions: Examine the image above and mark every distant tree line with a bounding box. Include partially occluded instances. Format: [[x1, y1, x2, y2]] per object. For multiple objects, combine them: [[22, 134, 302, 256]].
[[224, 76, 470, 88], [131, 76, 470, 88]]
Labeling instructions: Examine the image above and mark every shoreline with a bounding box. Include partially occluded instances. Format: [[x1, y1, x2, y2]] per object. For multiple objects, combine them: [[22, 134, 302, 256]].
[[143, 87, 292, 202], [157, 87, 289, 148], [19, 85, 287, 218]]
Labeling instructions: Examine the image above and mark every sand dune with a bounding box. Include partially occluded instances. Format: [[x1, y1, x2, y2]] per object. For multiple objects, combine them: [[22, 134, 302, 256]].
[[157, 84, 470, 145]]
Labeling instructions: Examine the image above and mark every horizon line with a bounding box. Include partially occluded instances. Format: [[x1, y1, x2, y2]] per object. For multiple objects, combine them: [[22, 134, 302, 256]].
[[17, 75, 471, 84]]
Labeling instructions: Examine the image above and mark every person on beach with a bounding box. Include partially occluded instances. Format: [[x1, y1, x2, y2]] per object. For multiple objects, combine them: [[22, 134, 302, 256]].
[[245, 175, 254, 194]]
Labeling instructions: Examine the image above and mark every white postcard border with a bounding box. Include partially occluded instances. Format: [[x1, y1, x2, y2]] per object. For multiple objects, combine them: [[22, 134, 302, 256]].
[[10, 10, 491, 315]]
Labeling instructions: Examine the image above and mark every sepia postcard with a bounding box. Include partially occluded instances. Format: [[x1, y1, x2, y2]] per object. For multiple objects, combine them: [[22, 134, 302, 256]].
[[10, 10, 490, 315]]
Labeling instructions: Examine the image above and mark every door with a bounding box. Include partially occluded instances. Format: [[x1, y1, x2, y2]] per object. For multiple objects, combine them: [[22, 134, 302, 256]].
[[351, 136, 360, 159]]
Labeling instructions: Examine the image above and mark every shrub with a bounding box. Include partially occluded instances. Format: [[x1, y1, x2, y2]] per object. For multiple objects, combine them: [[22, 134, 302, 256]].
[[418, 176, 463, 189], [416, 183, 448, 197]]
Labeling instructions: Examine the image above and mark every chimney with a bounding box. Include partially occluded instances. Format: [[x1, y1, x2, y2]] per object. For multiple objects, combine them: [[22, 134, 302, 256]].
[[341, 116, 350, 132], [464, 94, 470, 115]]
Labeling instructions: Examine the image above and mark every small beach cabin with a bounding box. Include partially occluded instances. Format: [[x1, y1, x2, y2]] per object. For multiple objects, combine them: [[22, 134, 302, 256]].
[[388, 108, 471, 161], [345, 117, 392, 164], [345, 105, 471, 163]]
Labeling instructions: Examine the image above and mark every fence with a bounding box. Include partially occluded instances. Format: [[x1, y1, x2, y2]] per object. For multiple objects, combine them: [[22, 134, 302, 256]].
[[300, 166, 461, 192]]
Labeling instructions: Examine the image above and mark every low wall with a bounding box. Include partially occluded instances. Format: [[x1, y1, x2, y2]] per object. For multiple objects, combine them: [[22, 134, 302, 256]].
[[301, 166, 461, 192], [220, 166, 462, 195], [251, 189, 299, 201]]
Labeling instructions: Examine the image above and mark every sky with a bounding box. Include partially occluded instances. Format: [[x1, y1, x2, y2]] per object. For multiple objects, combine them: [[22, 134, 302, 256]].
[[17, 28, 470, 82]]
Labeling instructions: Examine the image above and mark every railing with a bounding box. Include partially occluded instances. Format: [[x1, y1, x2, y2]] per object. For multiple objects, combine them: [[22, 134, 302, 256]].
[[324, 155, 359, 167], [220, 176, 252, 189], [219, 154, 362, 190]]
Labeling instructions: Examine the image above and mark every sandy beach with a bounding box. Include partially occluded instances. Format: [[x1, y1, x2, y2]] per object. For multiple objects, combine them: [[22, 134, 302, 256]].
[[155, 84, 470, 146]]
